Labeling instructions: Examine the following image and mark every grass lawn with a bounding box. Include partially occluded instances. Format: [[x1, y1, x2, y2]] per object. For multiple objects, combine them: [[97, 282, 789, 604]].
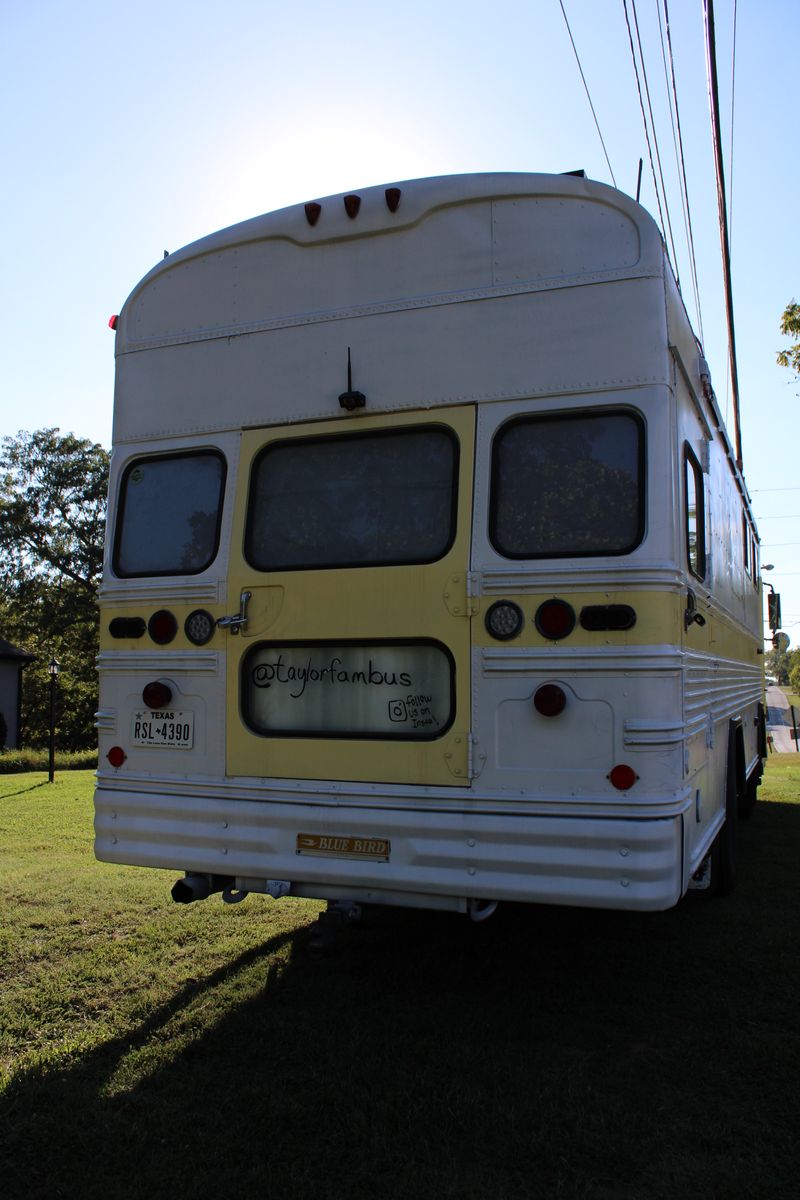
[[2, 762, 800, 1200]]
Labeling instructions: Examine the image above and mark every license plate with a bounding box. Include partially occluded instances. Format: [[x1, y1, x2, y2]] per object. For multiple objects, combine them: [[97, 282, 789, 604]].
[[296, 834, 390, 862], [131, 710, 194, 748]]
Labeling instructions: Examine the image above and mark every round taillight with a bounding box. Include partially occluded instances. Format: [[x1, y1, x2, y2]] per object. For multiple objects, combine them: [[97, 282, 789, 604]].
[[142, 680, 173, 709], [533, 683, 567, 717], [608, 764, 638, 791], [148, 609, 177, 645], [185, 609, 215, 646], [535, 598, 576, 641], [107, 746, 126, 768], [485, 600, 524, 641]]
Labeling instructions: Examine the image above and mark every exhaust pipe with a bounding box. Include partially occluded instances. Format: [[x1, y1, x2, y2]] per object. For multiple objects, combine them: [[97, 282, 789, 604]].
[[171, 873, 234, 904]]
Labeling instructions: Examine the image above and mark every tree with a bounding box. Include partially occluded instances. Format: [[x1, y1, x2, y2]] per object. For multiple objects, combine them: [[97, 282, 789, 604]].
[[0, 429, 109, 749], [776, 300, 800, 377], [788, 648, 800, 698]]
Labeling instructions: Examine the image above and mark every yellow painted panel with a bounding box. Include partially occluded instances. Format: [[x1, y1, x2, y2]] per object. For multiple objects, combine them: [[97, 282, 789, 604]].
[[226, 406, 476, 786]]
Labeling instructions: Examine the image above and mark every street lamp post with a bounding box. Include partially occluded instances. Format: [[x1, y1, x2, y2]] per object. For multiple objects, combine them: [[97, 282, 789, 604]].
[[48, 657, 60, 783]]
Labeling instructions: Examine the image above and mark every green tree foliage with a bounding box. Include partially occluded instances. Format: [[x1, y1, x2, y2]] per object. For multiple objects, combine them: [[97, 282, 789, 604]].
[[776, 300, 800, 376], [0, 429, 109, 749], [788, 648, 800, 698], [766, 643, 792, 685]]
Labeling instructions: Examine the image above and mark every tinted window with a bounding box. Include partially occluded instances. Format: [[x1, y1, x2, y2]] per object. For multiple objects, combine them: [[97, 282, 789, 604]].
[[246, 427, 458, 570], [114, 451, 225, 577], [490, 411, 644, 558], [684, 448, 706, 580]]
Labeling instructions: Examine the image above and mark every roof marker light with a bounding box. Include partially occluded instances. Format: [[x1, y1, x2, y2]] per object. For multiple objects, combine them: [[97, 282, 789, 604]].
[[305, 202, 321, 226], [343, 194, 361, 218], [385, 187, 402, 212], [108, 315, 118, 330]]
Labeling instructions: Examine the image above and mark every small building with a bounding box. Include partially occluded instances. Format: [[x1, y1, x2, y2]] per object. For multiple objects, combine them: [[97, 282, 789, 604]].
[[0, 637, 34, 749]]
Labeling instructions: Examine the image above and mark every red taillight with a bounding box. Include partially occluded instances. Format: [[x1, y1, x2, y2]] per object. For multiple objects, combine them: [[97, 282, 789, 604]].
[[535, 598, 576, 641], [107, 746, 126, 768], [533, 683, 567, 717], [142, 681, 173, 709], [148, 610, 177, 645], [608, 764, 638, 791]]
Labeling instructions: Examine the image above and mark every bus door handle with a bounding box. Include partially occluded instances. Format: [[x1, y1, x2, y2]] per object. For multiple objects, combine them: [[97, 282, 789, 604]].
[[684, 588, 706, 630], [217, 590, 251, 635]]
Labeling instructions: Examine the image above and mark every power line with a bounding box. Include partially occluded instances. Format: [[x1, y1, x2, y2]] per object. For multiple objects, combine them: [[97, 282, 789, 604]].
[[558, 1, 617, 187], [751, 487, 800, 493], [623, 0, 680, 280], [659, 0, 704, 342], [728, 0, 738, 245], [723, 0, 739, 423], [704, 0, 743, 469]]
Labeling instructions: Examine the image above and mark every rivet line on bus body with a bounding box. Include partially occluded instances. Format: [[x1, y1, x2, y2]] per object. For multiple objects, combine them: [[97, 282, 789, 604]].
[[620, 878, 630, 888], [468, 867, 476, 876]]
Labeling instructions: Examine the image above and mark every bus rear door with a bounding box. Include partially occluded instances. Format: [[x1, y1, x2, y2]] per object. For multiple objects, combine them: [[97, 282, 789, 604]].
[[224, 406, 476, 788]]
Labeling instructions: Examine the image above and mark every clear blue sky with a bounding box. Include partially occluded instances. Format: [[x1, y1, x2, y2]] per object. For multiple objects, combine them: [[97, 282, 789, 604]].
[[1, 0, 797, 637]]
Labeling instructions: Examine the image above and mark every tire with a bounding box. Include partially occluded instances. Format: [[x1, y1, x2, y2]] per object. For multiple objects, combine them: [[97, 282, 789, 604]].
[[738, 770, 759, 820], [711, 733, 739, 896]]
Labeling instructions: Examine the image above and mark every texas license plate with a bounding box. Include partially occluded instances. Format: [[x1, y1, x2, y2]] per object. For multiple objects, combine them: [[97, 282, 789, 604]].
[[131, 710, 194, 748]]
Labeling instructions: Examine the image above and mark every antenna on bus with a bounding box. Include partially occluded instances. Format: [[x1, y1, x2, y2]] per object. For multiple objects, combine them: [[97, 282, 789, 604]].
[[339, 347, 366, 411]]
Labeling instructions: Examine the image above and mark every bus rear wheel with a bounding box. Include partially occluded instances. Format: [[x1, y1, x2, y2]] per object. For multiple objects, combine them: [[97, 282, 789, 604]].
[[711, 733, 740, 896]]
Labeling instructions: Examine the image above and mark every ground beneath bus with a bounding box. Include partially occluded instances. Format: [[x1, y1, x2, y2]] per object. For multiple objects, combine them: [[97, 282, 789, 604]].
[[767, 683, 799, 753]]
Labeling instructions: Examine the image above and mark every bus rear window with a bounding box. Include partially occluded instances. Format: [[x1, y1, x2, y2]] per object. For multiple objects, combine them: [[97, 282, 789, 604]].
[[489, 411, 644, 558], [114, 451, 225, 577], [245, 426, 458, 570]]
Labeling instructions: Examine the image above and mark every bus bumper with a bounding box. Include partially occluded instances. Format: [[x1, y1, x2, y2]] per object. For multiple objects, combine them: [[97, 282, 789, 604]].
[[94, 781, 689, 913]]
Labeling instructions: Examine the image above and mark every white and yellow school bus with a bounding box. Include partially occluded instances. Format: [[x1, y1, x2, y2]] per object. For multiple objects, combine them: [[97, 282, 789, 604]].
[[94, 172, 766, 917]]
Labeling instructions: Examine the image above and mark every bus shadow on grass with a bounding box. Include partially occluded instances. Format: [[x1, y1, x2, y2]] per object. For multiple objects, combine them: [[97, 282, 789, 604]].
[[3, 801, 800, 1200]]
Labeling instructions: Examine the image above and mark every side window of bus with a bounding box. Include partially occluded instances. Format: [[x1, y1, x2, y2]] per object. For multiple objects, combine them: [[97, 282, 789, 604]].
[[489, 410, 644, 558], [684, 447, 706, 580], [245, 426, 458, 570], [114, 451, 226, 577]]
